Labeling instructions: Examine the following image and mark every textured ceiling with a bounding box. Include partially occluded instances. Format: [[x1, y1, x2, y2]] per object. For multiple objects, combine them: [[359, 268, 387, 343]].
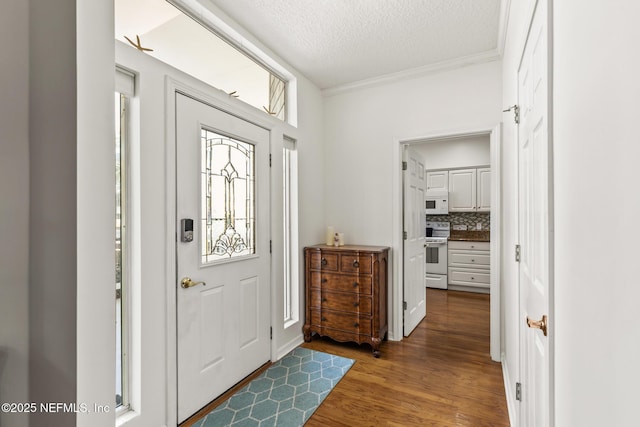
[[207, 0, 501, 89]]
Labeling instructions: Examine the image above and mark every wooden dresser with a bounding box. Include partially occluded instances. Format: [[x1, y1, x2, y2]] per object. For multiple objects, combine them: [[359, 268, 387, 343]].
[[303, 244, 389, 357]]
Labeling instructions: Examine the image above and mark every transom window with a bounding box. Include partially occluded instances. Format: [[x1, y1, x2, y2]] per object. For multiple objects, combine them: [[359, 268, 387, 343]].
[[115, 0, 288, 121]]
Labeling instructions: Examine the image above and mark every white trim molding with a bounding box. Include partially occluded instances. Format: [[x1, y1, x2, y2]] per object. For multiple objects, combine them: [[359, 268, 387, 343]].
[[502, 352, 518, 427], [323, 50, 501, 97]]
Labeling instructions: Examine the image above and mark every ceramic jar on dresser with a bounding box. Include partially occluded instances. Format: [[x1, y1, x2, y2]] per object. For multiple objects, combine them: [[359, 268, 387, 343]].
[[303, 244, 389, 357]]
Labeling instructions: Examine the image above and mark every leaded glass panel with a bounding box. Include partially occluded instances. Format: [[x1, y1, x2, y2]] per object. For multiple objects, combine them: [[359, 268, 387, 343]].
[[201, 129, 255, 263]]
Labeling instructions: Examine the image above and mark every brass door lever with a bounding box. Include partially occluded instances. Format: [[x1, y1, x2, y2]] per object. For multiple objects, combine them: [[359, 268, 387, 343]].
[[526, 314, 548, 336], [181, 277, 206, 289]]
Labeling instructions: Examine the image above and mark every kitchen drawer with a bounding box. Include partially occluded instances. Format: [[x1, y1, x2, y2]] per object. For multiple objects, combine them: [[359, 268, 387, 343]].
[[448, 241, 490, 251], [448, 268, 490, 287], [310, 309, 372, 336], [310, 289, 372, 314], [309, 252, 338, 271], [448, 252, 490, 269], [340, 254, 372, 274], [309, 271, 373, 295]]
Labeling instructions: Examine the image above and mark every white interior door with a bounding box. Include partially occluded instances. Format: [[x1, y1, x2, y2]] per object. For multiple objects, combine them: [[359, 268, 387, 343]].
[[403, 146, 426, 336], [176, 93, 271, 422], [518, 0, 552, 425]]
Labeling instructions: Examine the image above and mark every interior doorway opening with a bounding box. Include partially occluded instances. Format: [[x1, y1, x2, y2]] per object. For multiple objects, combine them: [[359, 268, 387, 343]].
[[393, 125, 501, 361]]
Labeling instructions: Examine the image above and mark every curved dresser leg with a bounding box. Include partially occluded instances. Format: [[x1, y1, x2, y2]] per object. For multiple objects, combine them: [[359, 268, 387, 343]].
[[303, 325, 312, 342]]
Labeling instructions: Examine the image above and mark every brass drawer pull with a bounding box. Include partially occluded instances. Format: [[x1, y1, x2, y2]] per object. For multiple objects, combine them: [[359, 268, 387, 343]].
[[353, 302, 360, 307], [321, 278, 327, 283], [321, 317, 327, 322], [321, 257, 327, 266], [352, 260, 359, 268], [322, 298, 328, 303], [353, 282, 359, 288], [353, 322, 359, 327]]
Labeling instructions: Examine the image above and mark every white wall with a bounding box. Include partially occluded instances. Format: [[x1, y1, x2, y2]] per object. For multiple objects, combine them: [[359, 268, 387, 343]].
[[323, 60, 502, 337], [77, 1, 116, 426], [0, 1, 29, 426], [553, 2, 640, 425], [414, 135, 490, 170], [28, 1, 79, 426], [324, 61, 501, 245]]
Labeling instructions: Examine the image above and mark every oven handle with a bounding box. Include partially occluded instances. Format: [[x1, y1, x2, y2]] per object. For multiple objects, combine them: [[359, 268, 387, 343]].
[[424, 242, 447, 247]]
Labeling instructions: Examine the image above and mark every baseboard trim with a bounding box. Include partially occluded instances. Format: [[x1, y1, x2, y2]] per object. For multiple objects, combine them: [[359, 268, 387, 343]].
[[502, 352, 517, 426], [275, 334, 305, 361]]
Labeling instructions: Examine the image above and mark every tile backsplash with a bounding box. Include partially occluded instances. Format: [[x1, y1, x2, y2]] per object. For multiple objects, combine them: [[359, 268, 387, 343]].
[[426, 212, 491, 230]]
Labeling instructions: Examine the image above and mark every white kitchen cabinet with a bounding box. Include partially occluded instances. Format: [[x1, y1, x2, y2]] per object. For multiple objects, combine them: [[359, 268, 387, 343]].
[[448, 240, 490, 293], [448, 167, 491, 212], [426, 170, 448, 192], [476, 167, 491, 212], [448, 169, 477, 212]]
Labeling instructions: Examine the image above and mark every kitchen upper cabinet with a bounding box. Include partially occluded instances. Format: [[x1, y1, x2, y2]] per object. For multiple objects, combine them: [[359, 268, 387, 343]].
[[448, 168, 491, 212], [476, 167, 491, 212], [449, 169, 477, 212], [426, 170, 448, 192]]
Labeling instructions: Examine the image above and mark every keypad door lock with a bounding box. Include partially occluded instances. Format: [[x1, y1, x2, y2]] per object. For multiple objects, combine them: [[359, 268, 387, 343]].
[[181, 218, 194, 242]]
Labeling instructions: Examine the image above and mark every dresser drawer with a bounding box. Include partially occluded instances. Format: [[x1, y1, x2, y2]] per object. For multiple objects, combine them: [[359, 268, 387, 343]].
[[309, 271, 373, 295], [340, 254, 372, 274], [310, 309, 372, 336], [309, 252, 338, 271], [310, 289, 372, 314]]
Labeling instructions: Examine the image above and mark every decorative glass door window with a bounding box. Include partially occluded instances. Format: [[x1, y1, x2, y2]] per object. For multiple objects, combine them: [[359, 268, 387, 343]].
[[201, 129, 256, 263]]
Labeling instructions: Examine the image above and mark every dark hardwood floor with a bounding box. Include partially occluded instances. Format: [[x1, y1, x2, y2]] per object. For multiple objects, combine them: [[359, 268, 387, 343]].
[[181, 289, 509, 426], [303, 289, 509, 426]]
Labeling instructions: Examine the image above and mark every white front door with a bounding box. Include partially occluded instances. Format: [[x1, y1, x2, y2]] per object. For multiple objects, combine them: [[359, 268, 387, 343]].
[[403, 146, 427, 336], [518, 0, 552, 425], [176, 93, 271, 422]]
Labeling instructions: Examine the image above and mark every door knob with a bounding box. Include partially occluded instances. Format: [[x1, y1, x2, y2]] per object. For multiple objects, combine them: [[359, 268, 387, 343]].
[[526, 314, 548, 336], [181, 277, 206, 289]]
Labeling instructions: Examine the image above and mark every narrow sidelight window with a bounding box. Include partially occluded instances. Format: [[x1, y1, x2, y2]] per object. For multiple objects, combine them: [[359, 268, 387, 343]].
[[115, 67, 134, 411], [283, 137, 299, 326]]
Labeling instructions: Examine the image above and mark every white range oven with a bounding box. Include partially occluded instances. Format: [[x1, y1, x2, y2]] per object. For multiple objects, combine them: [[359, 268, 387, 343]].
[[425, 221, 450, 289]]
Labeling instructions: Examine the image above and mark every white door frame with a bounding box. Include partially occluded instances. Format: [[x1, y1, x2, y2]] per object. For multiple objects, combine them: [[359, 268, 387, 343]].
[[391, 124, 502, 361], [164, 77, 280, 425]]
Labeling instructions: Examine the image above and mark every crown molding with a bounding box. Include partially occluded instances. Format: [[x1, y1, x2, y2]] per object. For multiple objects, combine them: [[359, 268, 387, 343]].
[[322, 49, 501, 97]]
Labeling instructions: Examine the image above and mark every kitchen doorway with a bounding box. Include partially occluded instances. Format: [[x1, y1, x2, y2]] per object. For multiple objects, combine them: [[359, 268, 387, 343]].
[[392, 125, 501, 361]]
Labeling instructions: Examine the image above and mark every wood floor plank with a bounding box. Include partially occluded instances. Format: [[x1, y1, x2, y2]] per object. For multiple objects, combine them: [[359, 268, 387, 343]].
[[303, 289, 509, 426]]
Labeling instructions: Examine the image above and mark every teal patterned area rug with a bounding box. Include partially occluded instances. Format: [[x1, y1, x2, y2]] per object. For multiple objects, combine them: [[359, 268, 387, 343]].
[[192, 347, 355, 427]]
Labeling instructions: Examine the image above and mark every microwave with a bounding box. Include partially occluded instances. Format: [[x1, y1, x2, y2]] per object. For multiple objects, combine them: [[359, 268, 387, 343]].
[[425, 191, 449, 215]]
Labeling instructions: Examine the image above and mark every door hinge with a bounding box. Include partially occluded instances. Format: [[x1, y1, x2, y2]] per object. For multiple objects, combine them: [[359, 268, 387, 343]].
[[403, 301, 407, 310], [503, 104, 520, 124], [402, 161, 407, 171], [270, 240, 272, 254], [269, 154, 272, 167], [516, 382, 522, 401], [515, 244, 521, 262], [270, 327, 273, 340], [403, 231, 407, 240], [115, 288, 122, 300]]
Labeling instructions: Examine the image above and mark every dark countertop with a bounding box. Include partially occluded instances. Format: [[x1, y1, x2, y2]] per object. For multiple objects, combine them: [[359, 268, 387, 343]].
[[448, 230, 490, 242]]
